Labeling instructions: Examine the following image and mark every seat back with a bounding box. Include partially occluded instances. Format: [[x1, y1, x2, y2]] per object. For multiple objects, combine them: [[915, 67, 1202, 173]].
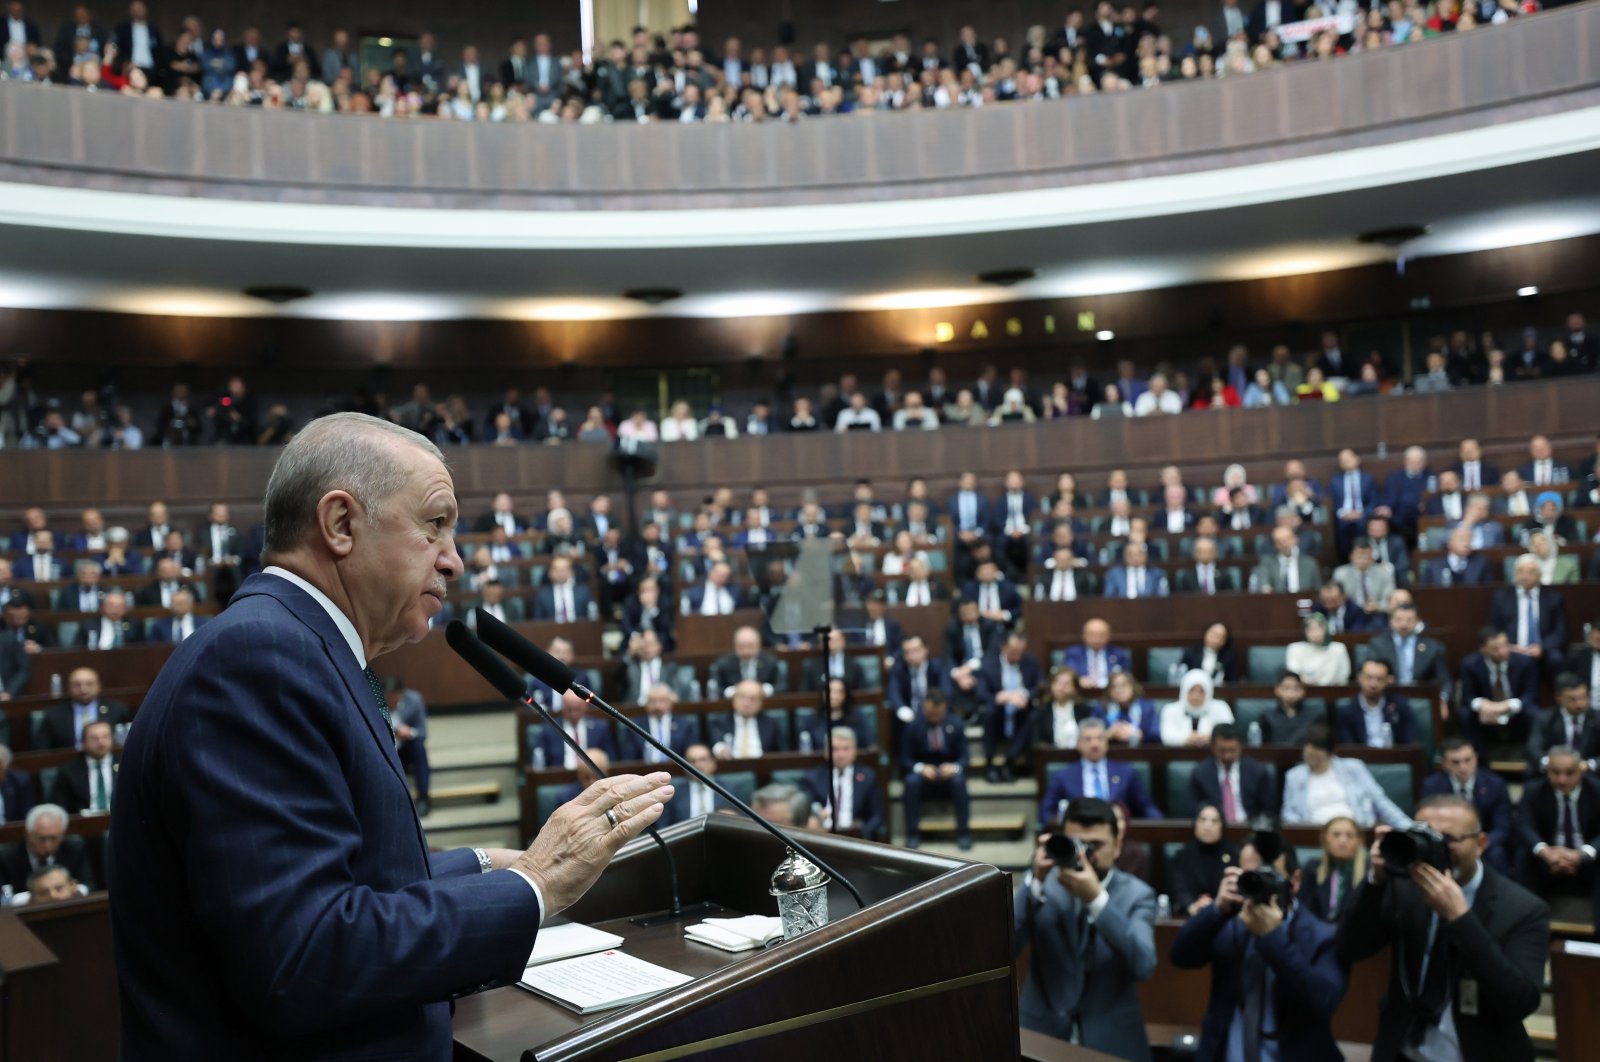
[[1247, 645, 1288, 683], [1233, 698, 1277, 733], [1367, 762, 1415, 815], [717, 771, 757, 805], [1146, 647, 1185, 685], [1166, 761, 1199, 818]]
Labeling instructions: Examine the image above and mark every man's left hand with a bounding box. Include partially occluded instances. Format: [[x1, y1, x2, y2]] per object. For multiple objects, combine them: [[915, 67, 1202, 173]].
[[1411, 863, 1470, 921], [1240, 898, 1284, 937], [1057, 860, 1102, 904], [396, 724, 415, 741]]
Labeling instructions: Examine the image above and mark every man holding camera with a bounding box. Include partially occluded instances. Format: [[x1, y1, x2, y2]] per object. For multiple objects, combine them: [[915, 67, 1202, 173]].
[[1337, 794, 1549, 1062], [1014, 797, 1156, 1061], [1170, 851, 1347, 1061]]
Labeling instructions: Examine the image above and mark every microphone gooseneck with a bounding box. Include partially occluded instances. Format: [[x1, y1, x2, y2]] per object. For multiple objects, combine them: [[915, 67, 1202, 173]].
[[472, 609, 867, 911]]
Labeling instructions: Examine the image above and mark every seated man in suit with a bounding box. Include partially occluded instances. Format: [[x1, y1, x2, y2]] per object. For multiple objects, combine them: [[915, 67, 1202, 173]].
[[708, 624, 781, 698], [1424, 469, 1466, 521], [533, 555, 596, 623], [37, 667, 130, 750], [1314, 579, 1370, 637], [1173, 535, 1233, 596], [1489, 555, 1570, 676], [901, 690, 971, 850], [981, 632, 1044, 783], [1015, 797, 1156, 1060], [1171, 858, 1347, 1062], [1447, 492, 1506, 549], [471, 580, 525, 625], [1334, 658, 1415, 747], [0, 803, 92, 892], [1519, 432, 1570, 487], [800, 628, 866, 692], [1453, 437, 1498, 493], [886, 634, 952, 732], [0, 621, 30, 701], [474, 492, 527, 535], [711, 680, 785, 759], [1037, 718, 1162, 829], [1514, 746, 1600, 923], [618, 684, 698, 764], [1251, 525, 1322, 595], [962, 559, 1023, 627], [664, 744, 731, 825], [1331, 537, 1395, 618], [52, 560, 105, 614], [680, 560, 742, 617], [1258, 670, 1327, 748], [49, 719, 119, 814], [0, 744, 33, 824], [77, 590, 145, 650], [801, 728, 884, 840], [1363, 513, 1410, 583], [1572, 620, 1600, 714], [1103, 540, 1170, 599], [856, 591, 904, 663], [1458, 627, 1540, 752], [1421, 526, 1495, 587], [1338, 794, 1549, 1062], [1366, 603, 1451, 693], [1421, 738, 1513, 874], [618, 629, 684, 705], [1526, 673, 1600, 775], [888, 555, 948, 608], [132, 558, 195, 609], [1061, 617, 1132, 694], [534, 690, 617, 769], [25, 864, 83, 905], [148, 587, 207, 644], [1328, 448, 1378, 558], [1189, 723, 1276, 826], [943, 597, 1001, 668]]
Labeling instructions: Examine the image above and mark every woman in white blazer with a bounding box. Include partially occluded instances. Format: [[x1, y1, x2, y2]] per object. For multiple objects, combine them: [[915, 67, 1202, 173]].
[[1280, 725, 1413, 829]]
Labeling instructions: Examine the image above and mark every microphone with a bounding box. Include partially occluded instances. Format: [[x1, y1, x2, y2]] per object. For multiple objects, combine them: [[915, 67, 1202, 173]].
[[445, 620, 707, 927], [472, 608, 867, 911]]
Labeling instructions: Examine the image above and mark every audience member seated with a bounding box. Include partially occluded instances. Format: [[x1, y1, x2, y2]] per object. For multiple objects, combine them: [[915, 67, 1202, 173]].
[[1329, 448, 1377, 557], [0, 804, 91, 892], [1421, 737, 1513, 874], [0, 744, 33, 824], [710, 680, 785, 759], [1178, 622, 1239, 686], [1103, 541, 1169, 600], [888, 555, 947, 607], [1421, 526, 1495, 587], [944, 597, 1001, 669], [1363, 513, 1409, 581], [1524, 529, 1579, 586], [1189, 723, 1275, 827], [708, 625, 780, 698], [75, 590, 144, 650], [552, 748, 609, 805], [16, 530, 60, 582], [947, 471, 992, 556], [532, 555, 596, 623], [1332, 537, 1395, 618], [621, 576, 674, 651], [0, 621, 30, 701], [1525, 673, 1600, 775], [801, 629, 866, 692], [857, 592, 904, 662], [1168, 804, 1240, 918], [663, 744, 731, 825], [618, 629, 685, 704], [1252, 525, 1322, 594], [53, 559, 104, 613], [1028, 662, 1095, 752], [1452, 437, 1497, 492], [901, 691, 970, 850], [981, 631, 1042, 783], [803, 679, 873, 753], [1514, 746, 1600, 924], [1092, 671, 1162, 747], [1160, 670, 1235, 747], [963, 558, 1022, 627], [24, 864, 82, 905], [1366, 602, 1451, 693], [1334, 659, 1414, 748], [37, 667, 128, 750], [2, 592, 55, 652], [1458, 626, 1539, 753], [48, 717, 117, 815], [1037, 718, 1162, 830], [1109, 802, 1152, 885], [1520, 433, 1570, 487], [1062, 617, 1130, 694], [1258, 670, 1326, 748], [534, 689, 617, 768], [472, 580, 523, 625], [1573, 622, 1600, 713], [1521, 491, 1580, 548], [1449, 492, 1505, 549], [1287, 613, 1352, 688], [1298, 816, 1366, 924], [801, 727, 884, 840], [1311, 580, 1366, 637], [1489, 555, 1569, 676], [1281, 725, 1412, 829]]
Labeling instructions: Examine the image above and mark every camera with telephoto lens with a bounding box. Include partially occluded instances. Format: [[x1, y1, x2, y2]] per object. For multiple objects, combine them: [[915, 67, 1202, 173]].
[[1378, 823, 1451, 876], [1045, 833, 1088, 872], [1237, 866, 1292, 908]]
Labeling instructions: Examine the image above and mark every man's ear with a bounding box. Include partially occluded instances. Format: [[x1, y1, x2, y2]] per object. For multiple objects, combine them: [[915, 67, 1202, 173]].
[[316, 491, 359, 558]]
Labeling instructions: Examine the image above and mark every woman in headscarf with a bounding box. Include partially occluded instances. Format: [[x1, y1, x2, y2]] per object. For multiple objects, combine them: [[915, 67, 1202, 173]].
[[1166, 803, 1239, 917], [1159, 669, 1235, 747], [1298, 816, 1366, 923], [1520, 490, 1580, 547], [1285, 613, 1352, 687]]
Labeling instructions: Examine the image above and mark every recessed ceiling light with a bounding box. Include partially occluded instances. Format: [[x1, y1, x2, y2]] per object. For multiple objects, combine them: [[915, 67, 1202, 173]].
[[1096, 330, 1115, 341], [976, 268, 1037, 287], [623, 287, 683, 305], [1517, 286, 1539, 297]]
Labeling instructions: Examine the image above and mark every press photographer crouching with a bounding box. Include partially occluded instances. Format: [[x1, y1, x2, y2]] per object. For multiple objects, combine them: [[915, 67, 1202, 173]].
[[1170, 828, 1348, 1062], [1336, 794, 1550, 1062], [1015, 797, 1157, 1062]]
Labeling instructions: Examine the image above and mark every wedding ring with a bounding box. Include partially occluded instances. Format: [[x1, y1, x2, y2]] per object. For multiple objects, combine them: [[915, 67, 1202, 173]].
[[604, 808, 620, 829]]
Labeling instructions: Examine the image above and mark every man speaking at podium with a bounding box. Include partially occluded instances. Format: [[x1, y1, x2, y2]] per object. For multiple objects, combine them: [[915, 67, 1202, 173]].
[[111, 414, 673, 1060]]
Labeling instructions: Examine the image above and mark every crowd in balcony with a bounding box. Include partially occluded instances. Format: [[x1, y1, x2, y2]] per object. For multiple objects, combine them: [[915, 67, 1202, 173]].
[[0, 0, 1541, 120]]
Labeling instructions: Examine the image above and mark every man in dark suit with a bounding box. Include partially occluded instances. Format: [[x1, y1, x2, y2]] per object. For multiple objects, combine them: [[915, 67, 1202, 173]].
[[943, 598, 1002, 666], [886, 635, 951, 723], [1173, 536, 1236, 595], [988, 470, 1036, 577], [708, 624, 782, 698], [0, 804, 92, 891], [1514, 748, 1600, 918], [1363, 514, 1411, 585], [532, 556, 596, 623], [1037, 719, 1161, 827], [710, 680, 785, 758], [1328, 448, 1378, 558], [1518, 433, 1570, 489], [617, 686, 698, 764], [48, 718, 118, 814], [1452, 438, 1499, 493], [132, 557, 197, 609], [0, 629, 30, 701], [1247, 0, 1303, 41], [663, 744, 733, 825], [147, 587, 207, 644], [800, 629, 865, 692], [1061, 617, 1133, 693], [1334, 659, 1415, 747], [1377, 446, 1432, 539], [1366, 603, 1451, 692], [0, 744, 33, 823], [1421, 738, 1513, 873], [962, 560, 1023, 627], [113, 0, 162, 72], [1, 593, 55, 653], [1188, 724, 1275, 824], [1103, 541, 1170, 599], [1171, 859, 1347, 1062], [901, 691, 970, 849], [1420, 526, 1495, 587], [474, 493, 528, 535], [52, 559, 105, 613], [945, 471, 993, 557], [1571, 622, 1600, 715], [1525, 673, 1600, 774], [6, 2, 42, 51], [800, 728, 884, 840], [617, 630, 689, 705], [980, 632, 1044, 783], [75, 591, 146, 650], [37, 666, 129, 750], [855, 592, 904, 663], [679, 563, 742, 617], [110, 414, 671, 1060], [1339, 794, 1549, 1062], [1488, 557, 1569, 674], [536, 691, 619, 768], [1458, 627, 1539, 752]]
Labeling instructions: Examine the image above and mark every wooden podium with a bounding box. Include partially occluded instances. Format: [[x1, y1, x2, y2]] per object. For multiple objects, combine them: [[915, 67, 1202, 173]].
[[453, 814, 1023, 1061]]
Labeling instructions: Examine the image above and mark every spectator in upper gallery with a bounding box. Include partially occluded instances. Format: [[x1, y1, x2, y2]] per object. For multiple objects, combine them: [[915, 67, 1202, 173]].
[[1420, 526, 1495, 587], [1242, 366, 1292, 407], [1258, 670, 1326, 748], [1332, 537, 1396, 616], [1514, 745, 1600, 919], [1519, 433, 1570, 487], [698, 405, 738, 440], [1251, 525, 1321, 594], [658, 400, 700, 442], [1036, 718, 1162, 829], [1520, 491, 1580, 548], [1280, 725, 1413, 829], [891, 390, 939, 430], [1328, 448, 1376, 556], [1488, 554, 1569, 674], [1334, 658, 1414, 747], [1525, 529, 1580, 586], [1294, 367, 1340, 403], [1410, 350, 1454, 393], [1133, 372, 1183, 416], [614, 408, 658, 446], [1160, 669, 1235, 748], [1103, 540, 1170, 600], [785, 396, 819, 432], [1091, 383, 1134, 420], [833, 391, 882, 433], [1457, 626, 1539, 753], [1366, 603, 1451, 692], [1287, 613, 1353, 688]]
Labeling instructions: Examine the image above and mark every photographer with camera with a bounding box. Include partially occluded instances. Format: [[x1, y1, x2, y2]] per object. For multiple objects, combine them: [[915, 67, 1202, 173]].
[[1337, 794, 1549, 1062], [1015, 797, 1157, 1061], [1170, 830, 1347, 1062]]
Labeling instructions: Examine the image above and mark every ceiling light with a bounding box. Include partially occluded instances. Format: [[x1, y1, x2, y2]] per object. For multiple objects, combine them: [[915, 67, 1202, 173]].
[[1517, 286, 1539, 297], [976, 268, 1036, 287], [1096, 330, 1115, 341]]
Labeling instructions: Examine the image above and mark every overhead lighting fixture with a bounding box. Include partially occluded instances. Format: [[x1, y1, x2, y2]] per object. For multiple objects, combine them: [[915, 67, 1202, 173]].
[[1356, 224, 1430, 247], [1517, 285, 1539, 297], [623, 287, 683, 306], [976, 268, 1036, 287], [243, 285, 313, 305], [1096, 330, 1115, 341]]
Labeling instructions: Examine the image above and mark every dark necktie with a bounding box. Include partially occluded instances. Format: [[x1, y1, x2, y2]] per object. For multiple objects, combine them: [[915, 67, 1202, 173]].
[[1560, 793, 1575, 849], [362, 667, 396, 739], [1490, 664, 1507, 702], [929, 725, 943, 753], [1240, 943, 1267, 1060]]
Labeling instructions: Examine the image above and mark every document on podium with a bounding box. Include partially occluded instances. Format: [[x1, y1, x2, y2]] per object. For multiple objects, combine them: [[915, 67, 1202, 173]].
[[518, 950, 693, 1014], [526, 922, 626, 967]]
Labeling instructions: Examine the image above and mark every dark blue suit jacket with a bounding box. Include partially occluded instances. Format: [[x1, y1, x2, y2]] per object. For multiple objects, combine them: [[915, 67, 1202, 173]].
[[1039, 759, 1161, 826], [1382, 470, 1431, 529], [1333, 695, 1416, 746], [617, 715, 699, 761], [111, 573, 539, 1061], [1169, 905, 1347, 1062], [1060, 644, 1133, 683], [0, 768, 34, 823], [1420, 770, 1513, 872], [536, 718, 618, 768], [946, 491, 993, 534], [800, 765, 885, 839], [1327, 470, 1378, 518], [1420, 554, 1494, 586]]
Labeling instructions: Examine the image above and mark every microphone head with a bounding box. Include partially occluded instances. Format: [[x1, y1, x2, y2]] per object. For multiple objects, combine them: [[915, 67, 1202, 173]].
[[445, 619, 531, 703], [474, 607, 576, 694]]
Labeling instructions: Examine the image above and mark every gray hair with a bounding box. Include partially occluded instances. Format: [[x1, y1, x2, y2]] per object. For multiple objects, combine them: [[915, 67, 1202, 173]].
[[1079, 718, 1108, 736], [26, 803, 68, 833], [828, 726, 858, 746], [262, 413, 445, 555], [106, 526, 130, 544], [752, 783, 807, 825], [1547, 744, 1582, 764]]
